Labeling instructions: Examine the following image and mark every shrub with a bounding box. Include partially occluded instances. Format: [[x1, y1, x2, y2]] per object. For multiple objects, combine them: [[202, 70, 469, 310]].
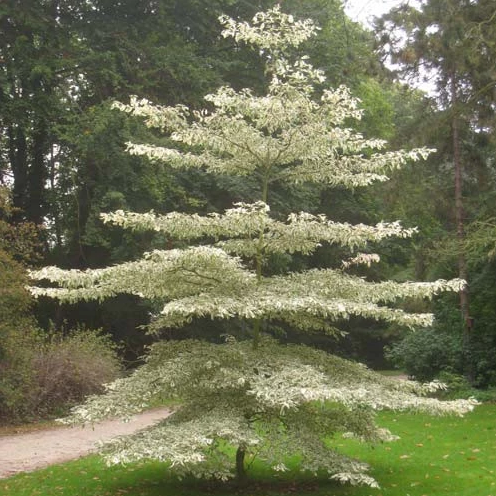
[[0, 188, 123, 423], [1, 244, 123, 423], [385, 327, 463, 381], [437, 372, 496, 402], [0, 328, 40, 422], [0, 249, 40, 422], [0, 325, 122, 424], [28, 327, 123, 418]]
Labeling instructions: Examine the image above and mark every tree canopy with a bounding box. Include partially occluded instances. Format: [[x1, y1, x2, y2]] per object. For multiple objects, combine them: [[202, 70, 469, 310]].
[[30, 7, 476, 486]]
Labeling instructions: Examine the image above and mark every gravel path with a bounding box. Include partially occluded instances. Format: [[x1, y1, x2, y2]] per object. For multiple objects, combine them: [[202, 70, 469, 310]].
[[0, 408, 172, 479]]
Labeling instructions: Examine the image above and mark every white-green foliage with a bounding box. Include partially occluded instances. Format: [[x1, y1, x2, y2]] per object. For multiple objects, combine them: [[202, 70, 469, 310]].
[[63, 337, 474, 486], [30, 203, 465, 331], [30, 5, 476, 487]]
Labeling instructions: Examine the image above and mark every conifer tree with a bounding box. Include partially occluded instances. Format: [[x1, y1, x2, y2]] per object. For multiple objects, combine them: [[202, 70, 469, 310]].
[[30, 6, 475, 487]]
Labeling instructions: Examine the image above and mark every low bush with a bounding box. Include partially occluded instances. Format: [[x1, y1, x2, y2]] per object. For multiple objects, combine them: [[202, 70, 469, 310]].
[[29, 327, 123, 418], [0, 325, 122, 424], [384, 327, 463, 381], [1, 236, 122, 424], [0, 249, 40, 423], [436, 371, 496, 402]]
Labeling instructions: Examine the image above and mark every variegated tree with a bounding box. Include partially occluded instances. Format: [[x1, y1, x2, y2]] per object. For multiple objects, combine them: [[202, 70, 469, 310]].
[[30, 6, 475, 488]]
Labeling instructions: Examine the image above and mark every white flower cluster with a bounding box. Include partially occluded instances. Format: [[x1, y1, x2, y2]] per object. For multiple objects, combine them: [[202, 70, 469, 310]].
[[151, 286, 441, 332], [100, 202, 417, 256], [112, 97, 189, 132], [111, 30, 433, 190], [30, 231, 464, 330], [101, 202, 272, 240]]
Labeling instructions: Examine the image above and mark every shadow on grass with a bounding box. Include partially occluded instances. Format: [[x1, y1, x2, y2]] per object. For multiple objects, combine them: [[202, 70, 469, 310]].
[[100, 460, 345, 496]]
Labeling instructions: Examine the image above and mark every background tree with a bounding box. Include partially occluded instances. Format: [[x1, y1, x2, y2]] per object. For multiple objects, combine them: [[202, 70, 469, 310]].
[[0, 0, 82, 224], [0, 0, 394, 358], [375, 0, 496, 382], [31, 7, 475, 487]]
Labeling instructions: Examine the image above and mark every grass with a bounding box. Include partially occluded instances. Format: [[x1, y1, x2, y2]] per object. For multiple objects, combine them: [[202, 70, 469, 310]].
[[1, 405, 495, 496]]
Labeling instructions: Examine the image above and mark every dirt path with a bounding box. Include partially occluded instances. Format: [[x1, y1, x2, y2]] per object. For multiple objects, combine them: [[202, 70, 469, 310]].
[[0, 408, 172, 479]]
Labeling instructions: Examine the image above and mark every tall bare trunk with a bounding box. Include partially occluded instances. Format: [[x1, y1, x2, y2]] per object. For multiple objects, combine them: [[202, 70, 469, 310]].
[[28, 118, 48, 225], [451, 73, 473, 382], [9, 125, 28, 221]]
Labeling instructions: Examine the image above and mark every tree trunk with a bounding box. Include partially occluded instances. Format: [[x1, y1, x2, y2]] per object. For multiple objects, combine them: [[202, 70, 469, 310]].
[[9, 124, 28, 222], [235, 446, 247, 483], [451, 73, 473, 383], [28, 118, 48, 225]]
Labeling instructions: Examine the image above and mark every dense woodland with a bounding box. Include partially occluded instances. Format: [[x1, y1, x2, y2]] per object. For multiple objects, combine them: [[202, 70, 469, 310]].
[[1, 0, 496, 425]]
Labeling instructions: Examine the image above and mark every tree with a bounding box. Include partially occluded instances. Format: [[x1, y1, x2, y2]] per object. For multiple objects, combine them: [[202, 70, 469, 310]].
[[1, 0, 395, 353], [375, 0, 496, 380], [0, 0, 81, 224], [30, 7, 475, 487]]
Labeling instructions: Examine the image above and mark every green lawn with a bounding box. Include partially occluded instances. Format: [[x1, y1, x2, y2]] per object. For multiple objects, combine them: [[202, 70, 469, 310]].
[[1, 404, 495, 496]]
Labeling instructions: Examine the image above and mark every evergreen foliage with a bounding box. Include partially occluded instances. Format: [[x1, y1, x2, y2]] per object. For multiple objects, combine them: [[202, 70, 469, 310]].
[[375, 0, 496, 384], [30, 7, 476, 487]]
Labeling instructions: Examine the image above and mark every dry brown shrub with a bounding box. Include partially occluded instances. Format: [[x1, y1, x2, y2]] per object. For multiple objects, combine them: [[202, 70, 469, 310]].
[[28, 328, 123, 418]]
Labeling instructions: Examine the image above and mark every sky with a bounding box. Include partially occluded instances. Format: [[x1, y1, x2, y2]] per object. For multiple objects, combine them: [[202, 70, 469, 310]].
[[343, 0, 435, 94], [343, 0, 405, 27]]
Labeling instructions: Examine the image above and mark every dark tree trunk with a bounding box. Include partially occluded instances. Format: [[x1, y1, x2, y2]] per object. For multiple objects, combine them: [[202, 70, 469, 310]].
[[48, 145, 63, 249], [69, 157, 98, 268], [28, 119, 48, 225], [9, 124, 28, 221], [235, 446, 247, 483]]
